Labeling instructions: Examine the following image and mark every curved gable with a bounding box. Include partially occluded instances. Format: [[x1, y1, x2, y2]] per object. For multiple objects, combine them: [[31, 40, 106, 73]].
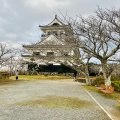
[[37, 35, 66, 45], [48, 15, 64, 26]]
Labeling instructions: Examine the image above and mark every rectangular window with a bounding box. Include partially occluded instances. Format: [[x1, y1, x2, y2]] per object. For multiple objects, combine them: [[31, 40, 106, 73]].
[[47, 52, 54, 56], [33, 52, 40, 56]]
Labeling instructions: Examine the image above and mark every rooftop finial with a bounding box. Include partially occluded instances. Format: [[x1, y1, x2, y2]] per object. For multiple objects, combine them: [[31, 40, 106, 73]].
[[55, 14, 57, 19]]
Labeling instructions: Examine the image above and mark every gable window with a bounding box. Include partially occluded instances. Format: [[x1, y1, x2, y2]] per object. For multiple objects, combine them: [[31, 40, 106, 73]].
[[52, 23, 59, 26]]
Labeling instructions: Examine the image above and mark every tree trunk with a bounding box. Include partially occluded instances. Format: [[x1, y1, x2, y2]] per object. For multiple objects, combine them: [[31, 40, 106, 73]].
[[85, 74, 91, 85], [101, 60, 112, 86], [84, 63, 91, 85], [105, 75, 111, 86]]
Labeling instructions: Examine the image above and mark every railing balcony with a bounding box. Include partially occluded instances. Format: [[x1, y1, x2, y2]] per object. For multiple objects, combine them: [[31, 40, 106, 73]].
[[41, 33, 67, 38], [21, 54, 32, 57]]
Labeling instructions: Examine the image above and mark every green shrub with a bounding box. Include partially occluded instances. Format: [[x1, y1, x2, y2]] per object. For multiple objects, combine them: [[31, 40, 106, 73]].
[[111, 75, 120, 81], [91, 75, 120, 92], [111, 81, 120, 92], [92, 76, 104, 86]]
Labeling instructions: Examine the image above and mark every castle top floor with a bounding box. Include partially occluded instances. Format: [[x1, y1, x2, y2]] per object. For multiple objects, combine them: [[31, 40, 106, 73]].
[[39, 15, 73, 38]]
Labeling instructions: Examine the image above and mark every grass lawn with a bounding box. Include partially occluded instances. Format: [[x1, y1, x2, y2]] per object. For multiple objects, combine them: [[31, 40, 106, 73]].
[[0, 75, 73, 85], [16, 96, 94, 109], [84, 85, 120, 110], [0, 78, 16, 85], [10, 75, 73, 80], [84, 85, 120, 100]]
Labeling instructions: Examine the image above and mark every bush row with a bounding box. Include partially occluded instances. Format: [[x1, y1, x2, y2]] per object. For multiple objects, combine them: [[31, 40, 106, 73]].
[[92, 75, 120, 92], [92, 76, 104, 86], [111, 81, 120, 92]]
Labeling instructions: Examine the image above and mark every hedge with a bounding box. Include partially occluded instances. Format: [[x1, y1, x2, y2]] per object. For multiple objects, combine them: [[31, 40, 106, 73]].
[[111, 81, 120, 92], [92, 75, 120, 92]]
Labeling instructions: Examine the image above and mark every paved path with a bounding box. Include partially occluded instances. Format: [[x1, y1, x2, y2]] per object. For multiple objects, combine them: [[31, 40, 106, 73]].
[[0, 80, 111, 120]]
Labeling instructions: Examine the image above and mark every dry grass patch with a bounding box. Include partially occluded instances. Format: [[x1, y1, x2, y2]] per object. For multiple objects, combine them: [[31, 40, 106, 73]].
[[114, 101, 120, 111], [17, 96, 93, 109], [118, 105, 120, 110], [84, 85, 120, 100], [101, 92, 120, 100], [10, 75, 72, 81], [116, 102, 120, 110], [0, 79, 17, 85], [83, 85, 98, 92]]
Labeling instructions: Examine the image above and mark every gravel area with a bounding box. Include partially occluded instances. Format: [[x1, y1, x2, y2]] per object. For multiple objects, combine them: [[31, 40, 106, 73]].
[[0, 80, 111, 120]]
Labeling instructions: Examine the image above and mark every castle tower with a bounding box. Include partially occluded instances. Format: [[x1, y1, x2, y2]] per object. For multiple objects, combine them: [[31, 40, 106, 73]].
[[22, 15, 80, 65]]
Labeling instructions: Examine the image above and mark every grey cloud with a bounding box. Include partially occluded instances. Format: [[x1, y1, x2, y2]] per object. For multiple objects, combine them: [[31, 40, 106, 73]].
[[0, 0, 120, 47]]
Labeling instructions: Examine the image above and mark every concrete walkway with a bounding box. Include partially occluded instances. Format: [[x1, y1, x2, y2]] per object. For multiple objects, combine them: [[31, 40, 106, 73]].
[[0, 80, 112, 120]]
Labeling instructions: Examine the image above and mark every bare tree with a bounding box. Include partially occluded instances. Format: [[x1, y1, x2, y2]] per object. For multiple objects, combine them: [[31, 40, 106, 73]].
[[62, 50, 92, 85], [7, 57, 26, 75], [22, 9, 120, 86], [0, 43, 13, 68], [0, 43, 23, 75], [66, 8, 120, 86]]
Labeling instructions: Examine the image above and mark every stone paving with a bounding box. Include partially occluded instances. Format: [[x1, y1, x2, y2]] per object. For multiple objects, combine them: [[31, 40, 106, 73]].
[[0, 80, 111, 120]]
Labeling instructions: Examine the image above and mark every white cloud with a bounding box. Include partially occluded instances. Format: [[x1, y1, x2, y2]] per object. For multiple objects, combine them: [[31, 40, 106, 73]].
[[0, 0, 120, 49], [25, 0, 69, 8], [5, 33, 17, 39]]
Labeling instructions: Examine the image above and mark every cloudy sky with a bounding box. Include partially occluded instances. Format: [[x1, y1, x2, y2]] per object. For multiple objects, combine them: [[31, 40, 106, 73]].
[[0, 0, 120, 48]]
